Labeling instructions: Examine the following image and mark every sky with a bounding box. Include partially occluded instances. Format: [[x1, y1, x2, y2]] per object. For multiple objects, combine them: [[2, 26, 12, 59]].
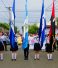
[[0, 0, 58, 32]]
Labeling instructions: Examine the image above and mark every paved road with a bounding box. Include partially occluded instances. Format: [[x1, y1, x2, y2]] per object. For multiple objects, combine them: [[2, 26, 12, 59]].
[[0, 47, 58, 68]]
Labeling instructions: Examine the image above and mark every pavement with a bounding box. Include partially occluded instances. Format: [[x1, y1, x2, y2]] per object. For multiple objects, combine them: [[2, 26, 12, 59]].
[[0, 46, 58, 68]]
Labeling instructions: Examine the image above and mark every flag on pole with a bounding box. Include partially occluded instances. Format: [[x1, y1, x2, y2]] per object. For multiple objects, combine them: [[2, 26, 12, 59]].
[[39, 0, 46, 48], [9, 0, 15, 48], [22, 0, 28, 49], [49, 0, 55, 38], [11, 0, 15, 21]]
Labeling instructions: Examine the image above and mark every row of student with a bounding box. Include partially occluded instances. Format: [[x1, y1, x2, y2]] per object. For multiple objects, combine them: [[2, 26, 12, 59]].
[[0, 30, 18, 61], [0, 31, 56, 61], [28, 33, 56, 60], [24, 34, 56, 60]]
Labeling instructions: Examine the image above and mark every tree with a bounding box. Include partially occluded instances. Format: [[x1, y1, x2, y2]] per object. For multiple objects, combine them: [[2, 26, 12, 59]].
[[56, 17, 58, 26], [0, 22, 18, 33], [28, 24, 39, 34], [0, 23, 9, 30]]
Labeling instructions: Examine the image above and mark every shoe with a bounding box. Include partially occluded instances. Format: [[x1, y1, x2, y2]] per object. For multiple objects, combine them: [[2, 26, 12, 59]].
[[14, 59, 16, 61], [50, 58, 53, 60], [11, 59, 16, 61], [0, 59, 3, 61], [24, 58, 28, 60], [11, 59, 14, 61], [24, 58, 26, 60], [37, 58, 39, 60], [48, 59, 53, 61], [26, 57, 28, 60], [34, 58, 36, 60]]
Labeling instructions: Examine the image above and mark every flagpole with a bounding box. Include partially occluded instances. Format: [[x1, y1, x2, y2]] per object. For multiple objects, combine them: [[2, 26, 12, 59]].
[[11, 0, 15, 33], [22, 0, 28, 49], [6, 7, 11, 26], [14, 0, 15, 33], [51, 0, 55, 38], [24, 0, 28, 31], [8, 7, 11, 25], [25, 0, 28, 17], [39, 0, 46, 49]]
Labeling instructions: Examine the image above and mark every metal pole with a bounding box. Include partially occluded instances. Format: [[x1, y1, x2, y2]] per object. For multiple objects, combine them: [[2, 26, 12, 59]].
[[6, 7, 11, 25], [8, 7, 11, 25]]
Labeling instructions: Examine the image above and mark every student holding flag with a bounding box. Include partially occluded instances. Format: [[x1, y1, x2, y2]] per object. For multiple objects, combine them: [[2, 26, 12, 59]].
[[22, 0, 29, 60], [39, 0, 46, 50], [46, 35, 54, 60], [46, 0, 55, 60], [9, 0, 18, 61], [22, 20, 29, 60], [34, 34, 41, 60]]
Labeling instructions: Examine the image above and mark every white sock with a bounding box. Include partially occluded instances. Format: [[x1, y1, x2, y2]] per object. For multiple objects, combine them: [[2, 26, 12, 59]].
[[1, 53, 3, 60], [34, 54, 36, 59], [37, 54, 39, 59], [14, 53, 16, 59], [12, 53, 14, 59], [50, 54, 53, 59], [47, 54, 50, 59]]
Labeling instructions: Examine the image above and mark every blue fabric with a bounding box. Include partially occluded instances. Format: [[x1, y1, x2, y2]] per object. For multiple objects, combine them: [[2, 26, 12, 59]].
[[39, 0, 46, 48], [9, 27, 15, 48], [12, 0, 15, 19], [22, 32, 28, 49], [22, 0, 28, 49], [9, 0, 15, 48]]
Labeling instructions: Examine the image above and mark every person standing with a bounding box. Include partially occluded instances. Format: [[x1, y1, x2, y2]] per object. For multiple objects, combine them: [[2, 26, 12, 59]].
[[10, 36, 18, 61], [45, 35, 50, 60], [22, 21, 29, 60], [2, 33, 7, 51], [34, 35, 41, 60], [23, 43, 29, 60], [28, 34, 34, 49], [46, 35, 54, 60], [0, 31, 4, 61], [22, 33, 29, 60]]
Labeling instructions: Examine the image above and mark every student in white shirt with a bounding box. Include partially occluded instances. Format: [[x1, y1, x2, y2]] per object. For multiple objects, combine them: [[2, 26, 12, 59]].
[[0, 31, 4, 61], [34, 34, 41, 60]]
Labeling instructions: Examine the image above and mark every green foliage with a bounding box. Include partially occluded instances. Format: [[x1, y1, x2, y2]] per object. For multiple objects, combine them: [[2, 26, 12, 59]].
[[0, 22, 18, 33], [15, 26, 18, 33], [56, 17, 58, 25], [28, 24, 38, 34], [0, 23, 9, 30]]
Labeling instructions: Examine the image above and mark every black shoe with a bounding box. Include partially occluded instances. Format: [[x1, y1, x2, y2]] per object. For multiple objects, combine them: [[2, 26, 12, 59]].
[[0, 59, 3, 61], [14, 59, 16, 61], [26, 58, 28, 60], [37, 58, 39, 60], [11, 59, 14, 61], [24, 58, 28, 60], [11, 59, 16, 61], [34, 58, 36, 60], [48, 58, 53, 61], [5, 50, 8, 51], [24, 58, 26, 60]]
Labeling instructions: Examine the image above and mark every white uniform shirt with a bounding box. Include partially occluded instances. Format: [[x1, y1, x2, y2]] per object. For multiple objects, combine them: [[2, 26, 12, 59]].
[[1, 35, 6, 41], [0, 36, 4, 44], [46, 36, 49, 43]]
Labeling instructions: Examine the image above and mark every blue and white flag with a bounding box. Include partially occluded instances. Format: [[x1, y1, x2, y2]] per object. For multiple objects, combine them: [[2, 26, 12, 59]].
[[11, 0, 15, 21], [22, 0, 28, 49], [9, 0, 15, 48], [39, 0, 46, 49]]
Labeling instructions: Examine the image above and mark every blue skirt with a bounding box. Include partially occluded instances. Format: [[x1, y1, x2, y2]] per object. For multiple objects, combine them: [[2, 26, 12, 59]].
[[46, 43, 53, 53], [34, 43, 41, 51], [10, 42, 18, 51], [0, 41, 4, 51]]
